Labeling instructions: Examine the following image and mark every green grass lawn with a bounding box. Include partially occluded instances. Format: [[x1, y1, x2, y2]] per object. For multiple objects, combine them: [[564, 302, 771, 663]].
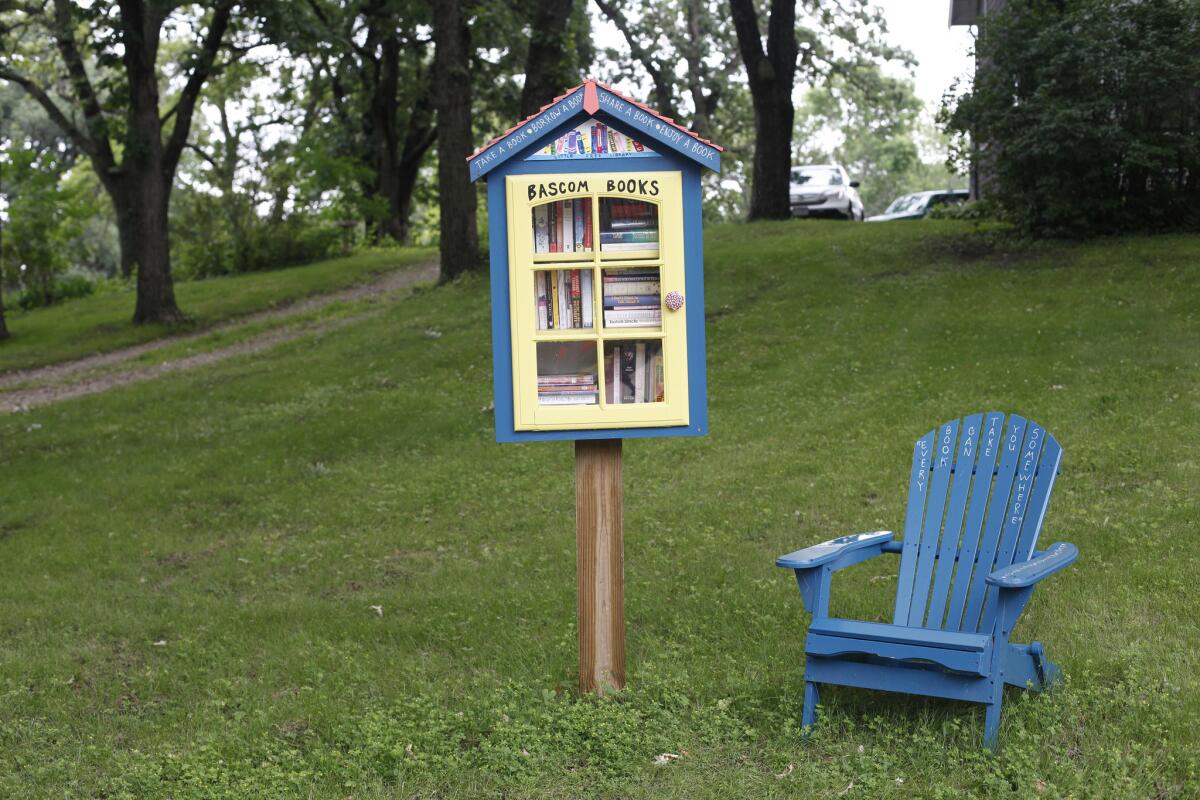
[[0, 247, 435, 374], [1, 222, 1197, 798]]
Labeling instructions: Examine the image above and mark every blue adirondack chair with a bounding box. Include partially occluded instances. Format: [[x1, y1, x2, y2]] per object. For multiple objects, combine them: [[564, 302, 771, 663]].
[[777, 412, 1078, 750]]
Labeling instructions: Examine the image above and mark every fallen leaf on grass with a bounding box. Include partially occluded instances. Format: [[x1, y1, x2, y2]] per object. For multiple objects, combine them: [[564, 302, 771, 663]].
[[653, 753, 681, 766], [838, 781, 854, 797], [152, 640, 167, 647], [775, 764, 794, 779], [369, 605, 383, 617]]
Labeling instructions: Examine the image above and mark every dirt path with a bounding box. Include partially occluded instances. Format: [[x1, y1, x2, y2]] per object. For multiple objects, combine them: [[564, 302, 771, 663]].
[[1, 260, 438, 413]]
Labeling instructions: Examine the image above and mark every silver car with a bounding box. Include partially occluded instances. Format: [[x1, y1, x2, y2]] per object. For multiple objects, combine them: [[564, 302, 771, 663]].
[[789, 164, 864, 221]]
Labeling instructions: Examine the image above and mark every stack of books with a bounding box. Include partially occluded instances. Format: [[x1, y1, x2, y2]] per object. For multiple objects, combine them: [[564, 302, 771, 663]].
[[604, 342, 664, 404], [602, 269, 660, 328], [533, 199, 592, 253], [536, 269, 594, 330], [539, 122, 647, 157], [538, 374, 598, 405], [600, 201, 658, 253]]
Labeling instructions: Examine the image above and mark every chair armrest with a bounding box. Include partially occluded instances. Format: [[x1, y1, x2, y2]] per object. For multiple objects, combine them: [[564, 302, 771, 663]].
[[987, 542, 1078, 588], [776, 531, 895, 570]]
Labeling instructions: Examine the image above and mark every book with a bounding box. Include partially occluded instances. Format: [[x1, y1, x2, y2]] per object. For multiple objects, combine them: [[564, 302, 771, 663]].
[[549, 271, 561, 328], [633, 342, 646, 403], [574, 199, 585, 251], [536, 272, 549, 329], [607, 217, 655, 230], [608, 348, 620, 404], [620, 344, 637, 403], [603, 294, 660, 308], [558, 271, 570, 328], [601, 241, 660, 252], [570, 270, 582, 328], [538, 385, 597, 394], [581, 270, 593, 328], [583, 199, 593, 249], [534, 206, 549, 253], [539, 393, 598, 405], [604, 309, 662, 327], [538, 375, 597, 386], [653, 349, 664, 401], [604, 281, 660, 296], [600, 230, 659, 243], [548, 203, 558, 252], [561, 200, 574, 252], [603, 269, 659, 281]]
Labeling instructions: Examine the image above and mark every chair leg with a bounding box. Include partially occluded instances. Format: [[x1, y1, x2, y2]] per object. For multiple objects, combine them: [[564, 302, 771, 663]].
[[983, 697, 1003, 752], [1031, 641, 1063, 689], [802, 681, 820, 732]]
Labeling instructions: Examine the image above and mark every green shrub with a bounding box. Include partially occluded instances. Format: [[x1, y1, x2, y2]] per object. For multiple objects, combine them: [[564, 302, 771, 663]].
[[15, 269, 96, 309], [943, 0, 1200, 236], [925, 199, 1000, 222]]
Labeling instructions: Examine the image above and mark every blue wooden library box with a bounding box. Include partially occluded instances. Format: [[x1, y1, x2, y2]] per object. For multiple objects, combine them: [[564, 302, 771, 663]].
[[469, 79, 722, 444]]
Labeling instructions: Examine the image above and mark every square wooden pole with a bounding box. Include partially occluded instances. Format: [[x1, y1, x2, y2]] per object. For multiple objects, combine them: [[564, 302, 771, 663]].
[[575, 438, 626, 694]]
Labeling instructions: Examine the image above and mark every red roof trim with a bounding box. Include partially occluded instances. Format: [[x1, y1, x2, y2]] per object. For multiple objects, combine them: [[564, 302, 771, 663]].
[[467, 79, 723, 162]]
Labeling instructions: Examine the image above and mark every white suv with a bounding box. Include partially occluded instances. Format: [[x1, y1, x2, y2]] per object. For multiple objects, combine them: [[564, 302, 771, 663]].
[[789, 164, 864, 221]]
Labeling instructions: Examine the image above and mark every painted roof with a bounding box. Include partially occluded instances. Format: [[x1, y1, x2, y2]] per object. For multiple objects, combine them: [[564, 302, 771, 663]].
[[468, 79, 722, 181]]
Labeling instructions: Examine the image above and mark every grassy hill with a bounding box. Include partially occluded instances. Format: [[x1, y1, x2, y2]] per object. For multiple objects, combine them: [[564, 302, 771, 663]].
[[0, 247, 435, 374], [1, 221, 1197, 798]]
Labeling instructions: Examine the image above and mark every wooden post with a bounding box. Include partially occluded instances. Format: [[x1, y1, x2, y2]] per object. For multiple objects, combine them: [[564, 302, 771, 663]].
[[575, 439, 626, 694]]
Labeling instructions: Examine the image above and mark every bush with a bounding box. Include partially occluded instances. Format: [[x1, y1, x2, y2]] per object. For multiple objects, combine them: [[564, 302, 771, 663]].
[[15, 270, 96, 310], [171, 188, 353, 280], [943, 0, 1200, 236], [925, 199, 1000, 222]]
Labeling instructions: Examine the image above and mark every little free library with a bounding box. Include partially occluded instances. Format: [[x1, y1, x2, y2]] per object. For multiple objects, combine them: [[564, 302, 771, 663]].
[[469, 79, 722, 444], [470, 80, 722, 694]]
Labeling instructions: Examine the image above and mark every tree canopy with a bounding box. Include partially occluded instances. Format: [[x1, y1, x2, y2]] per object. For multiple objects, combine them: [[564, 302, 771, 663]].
[[3, 0, 1122, 331]]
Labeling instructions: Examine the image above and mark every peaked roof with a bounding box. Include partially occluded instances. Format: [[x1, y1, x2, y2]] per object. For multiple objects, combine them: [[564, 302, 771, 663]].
[[468, 79, 722, 182]]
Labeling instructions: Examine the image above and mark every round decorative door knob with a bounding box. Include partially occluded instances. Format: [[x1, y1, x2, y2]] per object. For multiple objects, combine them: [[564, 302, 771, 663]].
[[665, 291, 685, 311]]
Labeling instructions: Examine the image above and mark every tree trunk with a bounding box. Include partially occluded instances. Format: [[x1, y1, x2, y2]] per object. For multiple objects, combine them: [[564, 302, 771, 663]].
[[123, 32, 186, 325], [367, 29, 403, 243], [730, 0, 797, 220], [746, 81, 794, 219], [432, 0, 480, 281], [519, 0, 576, 119], [0, 286, 9, 341]]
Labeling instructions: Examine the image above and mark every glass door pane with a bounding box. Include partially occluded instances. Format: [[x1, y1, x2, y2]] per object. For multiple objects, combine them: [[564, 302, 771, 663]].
[[603, 340, 664, 404], [534, 269, 596, 331], [598, 198, 659, 258], [601, 267, 661, 330], [531, 198, 593, 255], [537, 341, 599, 405]]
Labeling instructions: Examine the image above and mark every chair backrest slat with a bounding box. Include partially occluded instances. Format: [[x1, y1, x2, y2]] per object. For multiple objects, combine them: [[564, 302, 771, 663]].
[[976, 430, 1062, 632], [944, 412, 1007, 631], [892, 429, 937, 624], [923, 413, 984, 629], [901, 419, 959, 626], [959, 415, 1028, 632]]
